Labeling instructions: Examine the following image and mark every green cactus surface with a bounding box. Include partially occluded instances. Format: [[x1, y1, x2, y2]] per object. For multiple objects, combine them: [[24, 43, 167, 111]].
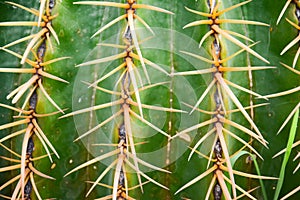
[[0, 0, 299, 200]]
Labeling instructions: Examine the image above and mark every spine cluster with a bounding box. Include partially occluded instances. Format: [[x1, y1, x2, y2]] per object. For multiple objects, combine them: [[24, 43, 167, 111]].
[[64, 0, 174, 199], [174, 0, 276, 199], [0, 1, 65, 199]]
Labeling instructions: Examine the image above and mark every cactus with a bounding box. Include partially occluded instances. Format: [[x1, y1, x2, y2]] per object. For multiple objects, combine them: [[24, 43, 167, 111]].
[[0, 0, 299, 199]]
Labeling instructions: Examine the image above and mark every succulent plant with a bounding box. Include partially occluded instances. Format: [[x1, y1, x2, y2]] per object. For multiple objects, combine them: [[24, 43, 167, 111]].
[[0, 0, 299, 199]]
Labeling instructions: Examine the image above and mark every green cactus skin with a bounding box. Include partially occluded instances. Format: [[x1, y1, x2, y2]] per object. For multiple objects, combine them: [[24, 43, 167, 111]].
[[0, 0, 299, 199]]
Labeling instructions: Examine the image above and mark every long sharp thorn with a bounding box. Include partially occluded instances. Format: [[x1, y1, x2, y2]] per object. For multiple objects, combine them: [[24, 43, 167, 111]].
[[185, 6, 211, 17], [199, 30, 214, 48], [2, 34, 36, 49], [174, 165, 217, 195], [127, 58, 143, 118], [90, 62, 126, 87], [123, 104, 143, 192], [0, 118, 30, 131], [86, 159, 118, 197], [129, 109, 170, 139], [190, 79, 216, 114], [135, 81, 170, 93], [44, 34, 53, 53], [127, 10, 150, 84], [235, 185, 260, 200], [221, 117, 267, 146], [221, 42, 259, 64], [129, 52, 169, 75], [180, 51, 214, 64], [125, 159, 169, 190], [223, 78, 267, 100], [216, 123, 236, 199], [232, 166, 278, 180], [19, 85, 38, 116], [76, 52, 127, 67], [33, 128, 53, 163], [207, 134, 218, 169], [21, 28, 48, 64], [60, 99, 123, 119], [205, 175, 216, 200], [0, 68, 35, 74], [0, 21, 40, 27], [123, 165, 129, 198], [64, 149, 119, 177], [112, 155, 124, 200], [91, 14, 127, 38], [74, 110, 123, 142], [212, 25, 269, 64], [173, 68, 216, 76], [220, 165, 278, 180], [223, 128, 263, 160], [293, 152, 300, 161], [5, 1, 39, 16], [280, 186, 300, 200], [129, 109, 171, 139], [32, 119, 60, 159], [28, 162, 55, 180], [280, 34, 300, 56], [273, 140, 300, 158], [188, 128, 216, 161], [293, 47, 300, 68], [172, 118, 217, 139], [219, 66, 275, 72], [12, 75, 39, 104], [0, 156, 21, 163], [132, 4, 174, 15], [223, 29, 254, 42], [276, 0, 292, 25], [215, 170, 232, 200], [127, 151, 171, 173], [127, 181, 150, 191], [277, 103, 300, 134], [41, 56, 71, 66], [218, 0, 252, 16], [0, 164, 21, 172], [38, 0, 46, 26], [83, 81, 121, 95], [134, 14, 155, 35], [11, 168, 30, 200], [0, 174, 21, 190], [38, 70, 69, 83], [216, 19, 269, 26], [215, 73, 267, 144], [38, 79, 64, 113], [183, 20, 212, 29], [293, 162, 300, 174], [29, 172, 42, 200], [0, 143, 21, 158], [0, 128, 27, 143], [129, 99, 187, 113], [280, 62, 300, 75], [73, 1, 129, 9], [21, 125, 32, 199], [286, 17, 300, 30], [263, 87, 300, 99], [47, 24, 60, 44]]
